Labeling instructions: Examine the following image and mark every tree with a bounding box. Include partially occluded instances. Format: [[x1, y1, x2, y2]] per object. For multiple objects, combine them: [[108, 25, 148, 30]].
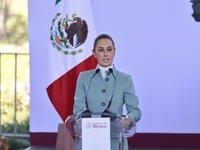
[[0, 0, 12, 41]]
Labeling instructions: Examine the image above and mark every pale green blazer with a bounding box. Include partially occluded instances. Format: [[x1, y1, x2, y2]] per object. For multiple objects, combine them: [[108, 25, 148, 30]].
[[73, 66, 141, 150]]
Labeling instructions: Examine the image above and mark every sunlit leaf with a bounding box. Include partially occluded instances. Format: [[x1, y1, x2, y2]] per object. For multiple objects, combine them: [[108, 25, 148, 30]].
[[71, 51, 77, 55], [55, 0, 62, 5], [56, 45, 62, 51]]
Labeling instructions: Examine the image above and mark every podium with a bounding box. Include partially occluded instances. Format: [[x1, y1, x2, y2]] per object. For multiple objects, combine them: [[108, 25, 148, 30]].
[[65, 113, 136, 150]]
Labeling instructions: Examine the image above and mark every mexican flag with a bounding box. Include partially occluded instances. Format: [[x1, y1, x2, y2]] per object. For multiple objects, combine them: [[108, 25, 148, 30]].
[[29, 0, 97, 125], [46, 0, 97, 122]]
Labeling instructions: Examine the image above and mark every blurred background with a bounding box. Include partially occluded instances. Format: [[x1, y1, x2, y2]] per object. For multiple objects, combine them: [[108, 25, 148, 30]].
[[0, 0, 29, 149], [0, 0, 200, 150]]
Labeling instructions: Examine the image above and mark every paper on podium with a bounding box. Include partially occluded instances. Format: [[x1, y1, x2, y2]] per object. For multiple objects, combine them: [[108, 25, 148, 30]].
[[82, 118, 110, 150]]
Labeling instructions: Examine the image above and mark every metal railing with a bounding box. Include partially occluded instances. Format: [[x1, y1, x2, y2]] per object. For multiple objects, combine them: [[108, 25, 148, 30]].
[[0, 52, 30, 138]]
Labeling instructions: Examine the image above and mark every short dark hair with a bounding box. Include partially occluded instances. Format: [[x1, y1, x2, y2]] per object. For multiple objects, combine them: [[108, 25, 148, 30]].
[[93, 34, 115, 51]]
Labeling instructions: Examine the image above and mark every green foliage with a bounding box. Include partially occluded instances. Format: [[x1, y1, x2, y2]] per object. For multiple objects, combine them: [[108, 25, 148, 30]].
[[8, 137, 29, 150], [0, 0, 28, 45], [1, 54, 29, 132], [0, 1, 30, 149], [55, 0, 62, 5], [1, 117, 29, 134], [0, 54, 30, 149], [6, 14, 28, 45]]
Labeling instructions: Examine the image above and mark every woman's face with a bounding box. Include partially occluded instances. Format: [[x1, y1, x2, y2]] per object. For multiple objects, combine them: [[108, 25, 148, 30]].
[[93, 38, 115, 67]]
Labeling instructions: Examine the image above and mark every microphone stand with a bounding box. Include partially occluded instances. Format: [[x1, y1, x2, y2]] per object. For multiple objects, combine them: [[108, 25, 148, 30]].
[[78, 69, 100, 118], [101, 108, 120, 121], [78, 108, 92, 118]]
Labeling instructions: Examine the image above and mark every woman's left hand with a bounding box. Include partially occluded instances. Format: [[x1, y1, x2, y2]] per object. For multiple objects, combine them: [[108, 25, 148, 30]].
[[120, 116, 131, 128]]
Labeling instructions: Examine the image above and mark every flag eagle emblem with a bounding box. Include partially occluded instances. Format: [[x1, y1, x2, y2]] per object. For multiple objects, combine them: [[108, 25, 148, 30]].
[[50, 13, 88, 55]]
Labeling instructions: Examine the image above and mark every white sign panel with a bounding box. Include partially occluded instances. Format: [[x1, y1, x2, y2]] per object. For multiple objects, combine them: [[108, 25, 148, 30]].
[[82, 118, 110, 150]]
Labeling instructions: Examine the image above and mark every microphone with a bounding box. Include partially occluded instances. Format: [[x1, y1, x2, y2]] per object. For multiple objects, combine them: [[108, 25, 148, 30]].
[[101, 68, 118, 121], [107, 68, 116, 109], [79, 68, 100, 118]]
